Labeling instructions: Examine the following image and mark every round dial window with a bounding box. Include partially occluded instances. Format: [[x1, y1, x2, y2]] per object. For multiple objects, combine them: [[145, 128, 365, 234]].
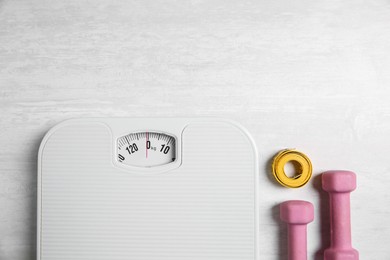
[[117, 132, 176, 167]]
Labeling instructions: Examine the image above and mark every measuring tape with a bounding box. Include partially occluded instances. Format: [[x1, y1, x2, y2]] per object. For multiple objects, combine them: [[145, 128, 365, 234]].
[[272, 149, 312, 188]]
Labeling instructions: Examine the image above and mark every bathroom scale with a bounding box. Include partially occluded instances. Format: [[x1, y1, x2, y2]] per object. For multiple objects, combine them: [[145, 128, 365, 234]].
[[38, 118, 259, 260]]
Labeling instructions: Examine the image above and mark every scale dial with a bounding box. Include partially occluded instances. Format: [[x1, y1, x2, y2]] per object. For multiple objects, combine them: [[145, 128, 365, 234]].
[[117, 132, 176, 167]]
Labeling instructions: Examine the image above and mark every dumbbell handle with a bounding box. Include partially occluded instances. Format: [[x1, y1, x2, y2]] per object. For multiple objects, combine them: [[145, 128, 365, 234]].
[[329, 192, 352, 247], [288, 224, 308, 260]]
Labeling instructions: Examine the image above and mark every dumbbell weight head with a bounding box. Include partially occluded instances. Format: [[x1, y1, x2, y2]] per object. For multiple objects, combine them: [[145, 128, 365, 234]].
[[322, 170, 356, 193], [280, 200, 314, 224]]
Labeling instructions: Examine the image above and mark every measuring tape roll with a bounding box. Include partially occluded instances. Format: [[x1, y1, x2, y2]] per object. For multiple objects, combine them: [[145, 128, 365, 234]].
[[272, 149, 312, 188]]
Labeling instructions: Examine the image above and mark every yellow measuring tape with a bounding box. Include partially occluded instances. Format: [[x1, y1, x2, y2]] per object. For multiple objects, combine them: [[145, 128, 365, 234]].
[[272, 149, 312, 188]]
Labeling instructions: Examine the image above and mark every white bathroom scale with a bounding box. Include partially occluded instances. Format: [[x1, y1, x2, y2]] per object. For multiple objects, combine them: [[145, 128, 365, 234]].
[[38, 118, 259, 260]]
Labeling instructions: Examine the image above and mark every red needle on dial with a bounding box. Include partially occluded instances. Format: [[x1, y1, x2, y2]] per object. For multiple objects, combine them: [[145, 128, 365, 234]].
[[146, 131, 148, 158]]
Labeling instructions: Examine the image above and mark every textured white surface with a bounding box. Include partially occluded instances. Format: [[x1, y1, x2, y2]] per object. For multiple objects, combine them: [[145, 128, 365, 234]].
[[0, 0, 390, 259]]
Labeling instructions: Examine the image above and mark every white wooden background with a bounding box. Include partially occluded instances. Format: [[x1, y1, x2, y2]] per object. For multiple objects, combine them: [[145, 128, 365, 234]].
[[1, 0, 390, 259]]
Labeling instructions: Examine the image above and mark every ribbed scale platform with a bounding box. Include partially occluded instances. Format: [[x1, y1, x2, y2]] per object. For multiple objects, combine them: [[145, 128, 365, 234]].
[[39, 119, 258, 260]]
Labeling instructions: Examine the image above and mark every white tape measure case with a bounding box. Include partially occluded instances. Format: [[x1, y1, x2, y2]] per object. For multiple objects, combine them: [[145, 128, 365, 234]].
[[38, 118, 259, 260]]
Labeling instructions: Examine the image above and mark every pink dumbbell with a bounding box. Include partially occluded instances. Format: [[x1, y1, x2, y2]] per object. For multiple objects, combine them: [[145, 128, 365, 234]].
[[322, 170, 359, 260], [280, 200, 314, 260]]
